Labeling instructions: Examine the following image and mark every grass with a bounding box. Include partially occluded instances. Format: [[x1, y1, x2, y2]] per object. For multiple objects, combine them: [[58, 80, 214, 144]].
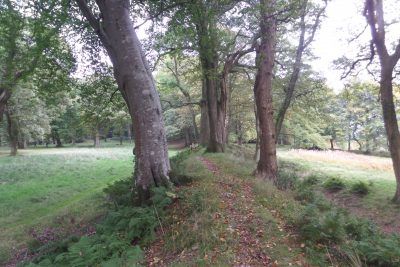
[[152, 148, 305, 266], [0, 141, 178, 264], [278, 148, 400, 233]]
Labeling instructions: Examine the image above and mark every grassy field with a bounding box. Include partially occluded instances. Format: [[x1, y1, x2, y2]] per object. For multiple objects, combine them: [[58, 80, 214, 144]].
[[278, 148, 400, 233], [0, 142, 177, 264]]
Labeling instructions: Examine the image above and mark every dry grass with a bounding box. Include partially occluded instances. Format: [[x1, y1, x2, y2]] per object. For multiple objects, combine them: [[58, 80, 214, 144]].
[[280, 149, 393, 173]]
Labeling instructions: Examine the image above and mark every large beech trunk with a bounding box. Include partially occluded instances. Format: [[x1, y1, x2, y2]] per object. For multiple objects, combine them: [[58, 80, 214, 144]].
[[76, 0, 170, 203], [254, 0, 278, 182]]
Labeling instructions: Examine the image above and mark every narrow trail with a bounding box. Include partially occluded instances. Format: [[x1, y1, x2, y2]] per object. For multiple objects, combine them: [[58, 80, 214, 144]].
[[146, 156, 304, 266], [199, 157, 272, 266]]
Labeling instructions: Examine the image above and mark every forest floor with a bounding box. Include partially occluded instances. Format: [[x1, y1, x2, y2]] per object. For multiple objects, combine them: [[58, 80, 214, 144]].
[[279, 149, 400, 233], [146, 149, 307, 266], [0, 142, 176, 265], [2, 144, 399, 266]]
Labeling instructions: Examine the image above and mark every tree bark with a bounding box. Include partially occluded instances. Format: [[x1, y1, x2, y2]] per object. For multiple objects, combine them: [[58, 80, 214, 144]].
[[5, 108, 17, 156], [364, 0, 400, 202], [217, 70, 229, 145], [94, 129, 100, 148], [200, 79, 210, 146], [195, 8, 224, 153], [254, 0, 278, 182], [254, 100, 260, 161], [0, 89, 11, 122], [76, 0, 170, 203]]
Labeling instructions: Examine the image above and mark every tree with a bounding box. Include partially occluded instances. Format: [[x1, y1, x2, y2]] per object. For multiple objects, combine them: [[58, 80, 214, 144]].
[[364, 0, 400, 202], [275, 0, 327, 138], [152, 0, 257, 152], [0, 0, 73, 155], [75, 0, 170, 203], [253, 0, 278, 182]]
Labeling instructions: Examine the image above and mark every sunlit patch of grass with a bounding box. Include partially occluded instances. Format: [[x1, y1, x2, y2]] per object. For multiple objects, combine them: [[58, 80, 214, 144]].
[[279, 149, 393, 172], [278, 148, 400, 234]]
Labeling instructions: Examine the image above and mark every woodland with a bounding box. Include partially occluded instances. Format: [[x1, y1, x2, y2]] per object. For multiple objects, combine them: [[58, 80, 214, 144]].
[[1, 0, 400, 266]]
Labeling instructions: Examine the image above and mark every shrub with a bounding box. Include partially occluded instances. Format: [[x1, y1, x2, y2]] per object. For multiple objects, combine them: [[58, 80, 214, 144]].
[[302, 175, 320, 186], [354, 235, 400, 266], [344, 216, 376, 241], [169, 150, 193, 186], [27, 186, 173, 266], [294, 185, 315, 204], [276, 170, 298, 190], [104, 178, 135, 207], [350, 181, 370, 196], [297, 205, 346, 245], [323, 177, 345, 192]]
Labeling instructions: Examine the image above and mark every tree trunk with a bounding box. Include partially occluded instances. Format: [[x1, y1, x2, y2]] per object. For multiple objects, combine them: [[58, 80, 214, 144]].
[[94, 130, 100, 148], [128, 123, 133, 143], [347, 134, 351, 151], [364, 0, 400, 203], [120, 135, 123, 145], [217, 70, 229, 145], [5, 108, 17, 156], [76, 0, 170, 203], [380, 69, 400, 202], [254, 101, 260, 161], [195, 13, 224, 153], [275, 0, 306, 138], [254, 0, 278, 182], [204, 74, 223, 152], [0, 88, 11, 123], [330, 139, 334, 150], [200, 79, 210, 146]]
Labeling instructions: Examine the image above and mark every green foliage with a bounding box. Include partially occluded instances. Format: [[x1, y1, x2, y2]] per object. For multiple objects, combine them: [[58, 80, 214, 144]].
[[294, 185, 315, 204], [103, 179, 135, 207], [350, 181, 370, 196], [297, 205, 346, 244], [353, 235, 400, 266], [29, 235, 142, 267], [26, 181, 174, 266], [302, 174, 320, 186], [291, 173, 398, 267], [323, 177, 346, 192], [169, 149, 193, 185], [276, 170, 298, 190]]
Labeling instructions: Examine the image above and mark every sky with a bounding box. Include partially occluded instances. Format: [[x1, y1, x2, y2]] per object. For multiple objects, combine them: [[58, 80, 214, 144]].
[[310, 0, 367, 91], [310, 0, 400, 91]]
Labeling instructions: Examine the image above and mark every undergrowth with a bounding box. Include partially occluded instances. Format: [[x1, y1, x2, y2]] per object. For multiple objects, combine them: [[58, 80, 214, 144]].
[[23, 151, 192, 267], [275, 160, 400, 266]]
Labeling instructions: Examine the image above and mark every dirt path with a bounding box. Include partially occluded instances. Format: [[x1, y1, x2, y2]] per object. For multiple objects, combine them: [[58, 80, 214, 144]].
[[199, 157, 272, 266], [146, 156, 305, 266]]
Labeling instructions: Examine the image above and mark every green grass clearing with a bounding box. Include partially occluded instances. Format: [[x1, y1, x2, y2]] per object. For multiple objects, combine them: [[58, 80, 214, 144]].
[[0, 143, 178, 264]]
